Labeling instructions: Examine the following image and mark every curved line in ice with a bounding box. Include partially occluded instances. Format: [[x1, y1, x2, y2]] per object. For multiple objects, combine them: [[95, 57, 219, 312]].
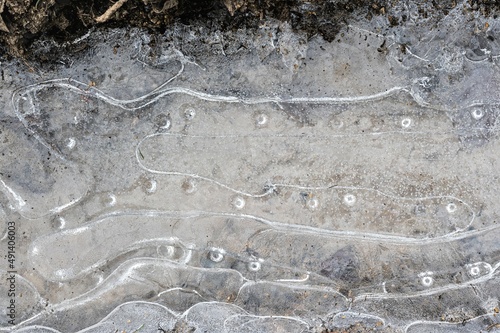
[[356, 261, 500, 302], [75, 208, 486, 244], [404, 312, 499, 333]]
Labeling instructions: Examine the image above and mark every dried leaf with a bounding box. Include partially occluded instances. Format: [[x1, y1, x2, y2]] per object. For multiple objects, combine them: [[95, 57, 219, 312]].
[[0, 0, 8, 32], [223, 0, 246, 16], [0, 16, 8, 33], [160, 0, 177, 12]]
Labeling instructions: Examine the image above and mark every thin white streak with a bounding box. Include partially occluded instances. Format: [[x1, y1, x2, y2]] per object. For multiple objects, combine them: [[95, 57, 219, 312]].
[[0, 178, 25, 208]]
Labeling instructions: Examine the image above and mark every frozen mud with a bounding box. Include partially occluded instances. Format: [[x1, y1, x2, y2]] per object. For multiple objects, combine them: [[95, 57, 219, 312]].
[[1, 1, 500, 332]]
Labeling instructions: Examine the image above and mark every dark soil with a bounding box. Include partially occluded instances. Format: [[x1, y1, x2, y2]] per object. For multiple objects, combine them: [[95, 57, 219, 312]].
[[2, 0, 498, 63], [0, 0, 359, 58]]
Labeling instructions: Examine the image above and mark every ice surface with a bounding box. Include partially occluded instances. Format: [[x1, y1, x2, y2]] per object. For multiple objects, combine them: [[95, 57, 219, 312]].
[[1, 1, 500, 332]]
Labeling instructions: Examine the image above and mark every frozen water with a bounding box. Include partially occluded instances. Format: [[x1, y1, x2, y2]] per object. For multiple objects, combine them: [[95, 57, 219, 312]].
[[1, 1, 500, 332]]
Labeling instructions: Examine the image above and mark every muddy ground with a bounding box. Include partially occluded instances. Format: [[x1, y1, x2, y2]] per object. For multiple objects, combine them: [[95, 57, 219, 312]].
[[0, 0, 498, 63]]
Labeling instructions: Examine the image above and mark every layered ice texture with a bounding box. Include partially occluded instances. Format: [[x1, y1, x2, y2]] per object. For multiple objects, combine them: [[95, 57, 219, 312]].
[[1, 1, 500, 332]]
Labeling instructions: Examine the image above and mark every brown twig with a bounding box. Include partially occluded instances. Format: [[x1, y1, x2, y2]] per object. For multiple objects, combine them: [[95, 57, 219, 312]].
[[487, 323, 500, 331], [95, 0, 128, 23]]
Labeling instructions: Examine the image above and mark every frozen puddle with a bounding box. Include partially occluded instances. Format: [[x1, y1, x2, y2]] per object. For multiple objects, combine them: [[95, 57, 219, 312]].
[[2, 2, 500, 332]]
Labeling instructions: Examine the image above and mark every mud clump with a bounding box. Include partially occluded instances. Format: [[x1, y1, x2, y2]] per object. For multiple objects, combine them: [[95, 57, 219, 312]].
[[3, 0, 494, 62], [2, 0, 500, 62], [0, 0, 365, 59]]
